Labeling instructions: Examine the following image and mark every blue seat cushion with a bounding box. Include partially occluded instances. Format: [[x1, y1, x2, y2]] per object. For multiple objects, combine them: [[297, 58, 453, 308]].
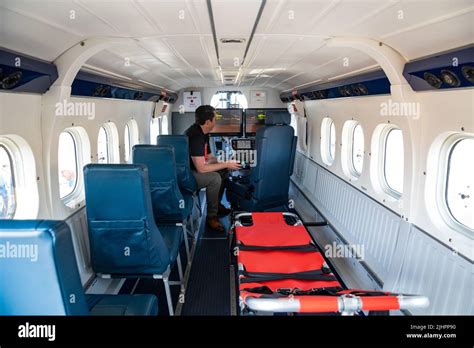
[[86, 294, 158, 316], [157, 191, 193, 223], [158, 225, 183, 263]]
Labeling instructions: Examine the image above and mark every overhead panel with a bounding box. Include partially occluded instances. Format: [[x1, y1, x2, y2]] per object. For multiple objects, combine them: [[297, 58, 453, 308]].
[[76, 0, 157, 36], [1, 0, 114, 37], [384, 10, 474, 60], [0, 5, 81, 61], [350, 0, 474, 39], [136, 0, 212, 34], [257, 0, 342, 35], [309, 0, 390, 37], [211, 0, 262, 70]]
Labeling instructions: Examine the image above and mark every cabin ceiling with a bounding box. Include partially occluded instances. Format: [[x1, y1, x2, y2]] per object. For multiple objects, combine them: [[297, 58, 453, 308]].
[[0, 0, 473, 92]]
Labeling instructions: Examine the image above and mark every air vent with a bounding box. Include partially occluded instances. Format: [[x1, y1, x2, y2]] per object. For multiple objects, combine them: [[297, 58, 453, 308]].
[[220, 38, 245, 44], [223, 74, 235, 82]]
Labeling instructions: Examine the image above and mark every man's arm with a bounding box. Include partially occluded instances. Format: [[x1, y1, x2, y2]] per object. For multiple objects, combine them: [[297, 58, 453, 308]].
[[192, 156, 240, 173], [206, 153, 218, 164]]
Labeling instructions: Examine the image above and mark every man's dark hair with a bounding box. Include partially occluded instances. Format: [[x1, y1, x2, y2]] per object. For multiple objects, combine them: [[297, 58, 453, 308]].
[[195, 105, 216, 125]]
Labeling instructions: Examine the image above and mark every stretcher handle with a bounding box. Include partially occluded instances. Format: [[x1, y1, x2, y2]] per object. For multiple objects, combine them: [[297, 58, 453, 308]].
[[233, 212, 305, 226], [244, 294, 429, 314], [233, 211, 326, 228]]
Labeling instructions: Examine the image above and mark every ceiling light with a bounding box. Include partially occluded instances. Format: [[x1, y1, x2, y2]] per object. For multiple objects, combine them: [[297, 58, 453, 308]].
[[220, 38, 245, 44]]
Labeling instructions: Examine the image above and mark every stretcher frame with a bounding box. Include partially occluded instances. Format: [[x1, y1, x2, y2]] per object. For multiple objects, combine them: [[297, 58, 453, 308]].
[[231, 212, 429, 316]]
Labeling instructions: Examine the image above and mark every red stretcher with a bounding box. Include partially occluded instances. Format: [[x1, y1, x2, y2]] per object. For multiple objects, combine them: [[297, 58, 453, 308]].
[[231, 212, 429, 315]]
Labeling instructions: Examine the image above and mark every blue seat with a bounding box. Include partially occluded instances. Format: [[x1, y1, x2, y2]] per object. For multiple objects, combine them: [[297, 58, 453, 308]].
[[156, 135, 197, 195], [227, 111, 297, 211], [132, 145, 192, 222], [157, 135, 199, 236], [0, 220, 157, 316], [132, 145, 192, 261], [83, 164, 184, 315]]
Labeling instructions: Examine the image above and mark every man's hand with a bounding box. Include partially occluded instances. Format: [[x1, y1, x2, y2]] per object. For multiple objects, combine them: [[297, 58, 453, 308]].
[[225, 160, 241, 171]]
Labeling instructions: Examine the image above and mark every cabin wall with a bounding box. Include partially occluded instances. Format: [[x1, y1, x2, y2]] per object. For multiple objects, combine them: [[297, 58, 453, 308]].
[[0, 92, 159, 219], [171, 86, 285, 111], [0, 92, 46, 216], [290, 89, 473, 314]]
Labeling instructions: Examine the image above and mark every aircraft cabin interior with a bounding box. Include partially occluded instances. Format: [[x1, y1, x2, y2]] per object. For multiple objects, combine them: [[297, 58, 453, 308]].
[[0, 0, 473, 345]]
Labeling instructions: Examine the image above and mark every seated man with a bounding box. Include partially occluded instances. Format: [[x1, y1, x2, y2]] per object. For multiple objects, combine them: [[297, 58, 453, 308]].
[[185, 105, 241, 232]]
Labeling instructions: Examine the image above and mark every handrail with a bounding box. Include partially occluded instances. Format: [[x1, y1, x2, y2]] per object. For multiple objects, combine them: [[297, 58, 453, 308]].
[[244, 294, 429, 315]]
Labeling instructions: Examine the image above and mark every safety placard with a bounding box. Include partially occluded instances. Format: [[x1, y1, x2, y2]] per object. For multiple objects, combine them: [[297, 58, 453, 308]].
[[183, 91, 202, 112]]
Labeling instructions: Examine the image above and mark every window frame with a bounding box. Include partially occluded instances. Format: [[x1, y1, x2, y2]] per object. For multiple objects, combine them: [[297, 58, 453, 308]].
[[58, 127, 91, 208], [0, 144, 17, 219], [350, 123, 364, 177], [97, 126, 109, 163], [58, 130, 79, 200], [0, 135, 39, 218], [439, 134, 474, 235], [381, 126, 403, 199], [321, 117, 336, 166], [124, 119, 139, 163], [98, 122, 120, 163], [341, 120, 364, 180]]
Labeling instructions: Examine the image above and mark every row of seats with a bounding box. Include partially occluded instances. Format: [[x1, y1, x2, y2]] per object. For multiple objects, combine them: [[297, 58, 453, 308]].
[[84, 135, 200, 316], [0, 135, 198, 316]]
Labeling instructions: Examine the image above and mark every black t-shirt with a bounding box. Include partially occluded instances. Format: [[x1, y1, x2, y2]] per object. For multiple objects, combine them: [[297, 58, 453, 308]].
[[184, 123, 210, 171]]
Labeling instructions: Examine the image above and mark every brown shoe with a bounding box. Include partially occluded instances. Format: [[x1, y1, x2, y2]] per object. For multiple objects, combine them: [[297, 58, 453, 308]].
[[218, 204, 232, 216], [206, 216, 225, 232]]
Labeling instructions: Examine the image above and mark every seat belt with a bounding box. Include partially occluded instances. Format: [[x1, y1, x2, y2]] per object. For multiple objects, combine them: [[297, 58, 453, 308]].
[[243, 285, 344, 296], [239, 268, 337, 283], [237, 242, 319, 252]]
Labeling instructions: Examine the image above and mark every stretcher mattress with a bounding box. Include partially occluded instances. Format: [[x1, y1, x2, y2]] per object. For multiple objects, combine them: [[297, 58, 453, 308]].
[[232, 212, 429, 315]]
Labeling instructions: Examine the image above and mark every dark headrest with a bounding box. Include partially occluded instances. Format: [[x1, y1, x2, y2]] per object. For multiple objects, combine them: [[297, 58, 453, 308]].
[[264, 110, 291, 125]]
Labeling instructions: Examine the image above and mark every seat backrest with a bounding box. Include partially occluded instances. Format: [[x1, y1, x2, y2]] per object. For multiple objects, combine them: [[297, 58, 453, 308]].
[[84, 164, 170, 275], [0, 220, 89, 315], [250, 110, 297, 207], [132, 145, 184, 222], [157, 135, 197, 194]]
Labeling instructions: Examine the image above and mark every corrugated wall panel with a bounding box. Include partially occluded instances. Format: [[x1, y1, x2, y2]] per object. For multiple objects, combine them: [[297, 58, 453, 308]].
[[294, 152, 401, 283], [65, 208, 94, 286], [394, 227, 473, 315]]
